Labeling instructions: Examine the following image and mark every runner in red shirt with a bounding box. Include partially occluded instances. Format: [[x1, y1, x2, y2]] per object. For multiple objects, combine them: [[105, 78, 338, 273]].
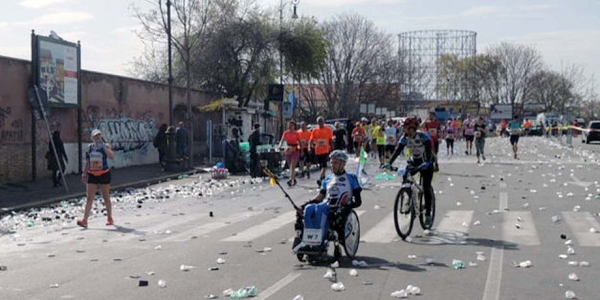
[[351, 121, 366, 157], [422, 109, 441, 171], [422, 110, 441, 155]]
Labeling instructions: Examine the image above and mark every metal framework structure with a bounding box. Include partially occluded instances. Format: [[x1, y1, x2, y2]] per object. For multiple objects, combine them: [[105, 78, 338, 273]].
[[399, 30, 477, 101]]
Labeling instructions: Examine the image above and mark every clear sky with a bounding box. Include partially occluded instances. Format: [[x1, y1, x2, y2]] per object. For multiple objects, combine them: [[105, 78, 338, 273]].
[[1, 0, 599, 91]]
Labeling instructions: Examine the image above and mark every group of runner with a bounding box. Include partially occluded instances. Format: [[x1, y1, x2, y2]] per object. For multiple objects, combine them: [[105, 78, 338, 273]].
[[278, 112, 526, 188]]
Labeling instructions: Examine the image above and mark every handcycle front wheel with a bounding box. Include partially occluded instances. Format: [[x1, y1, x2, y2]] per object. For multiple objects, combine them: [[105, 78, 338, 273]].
[[394, 188, 415, 240], [418, 186, 436, 230]]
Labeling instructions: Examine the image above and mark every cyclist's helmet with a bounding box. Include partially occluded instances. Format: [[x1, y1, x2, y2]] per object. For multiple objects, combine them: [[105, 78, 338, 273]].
[[329, 150, 348, 162], [403, 117, 419, 130]]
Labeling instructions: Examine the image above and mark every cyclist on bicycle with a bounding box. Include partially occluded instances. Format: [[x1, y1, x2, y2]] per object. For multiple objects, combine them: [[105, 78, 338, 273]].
[[384, 117, 436, 225], [299, 150, 363, 240]]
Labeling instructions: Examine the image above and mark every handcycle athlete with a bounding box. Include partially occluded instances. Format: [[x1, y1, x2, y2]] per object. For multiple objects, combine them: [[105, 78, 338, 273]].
[[384, 117, 436, 226], [294, 150, 363, 260]]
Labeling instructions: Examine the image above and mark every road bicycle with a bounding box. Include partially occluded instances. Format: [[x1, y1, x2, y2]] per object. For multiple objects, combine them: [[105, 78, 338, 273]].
[[388, 165, 436, 240]]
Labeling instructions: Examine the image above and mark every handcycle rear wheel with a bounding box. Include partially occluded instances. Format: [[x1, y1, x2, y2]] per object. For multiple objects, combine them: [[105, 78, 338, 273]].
[[343, 210, 360, 258]]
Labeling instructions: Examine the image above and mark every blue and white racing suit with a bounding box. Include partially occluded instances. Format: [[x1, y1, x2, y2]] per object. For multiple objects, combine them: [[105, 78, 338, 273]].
[[388, 131, 435, 214], [304, 171, 363, 240]]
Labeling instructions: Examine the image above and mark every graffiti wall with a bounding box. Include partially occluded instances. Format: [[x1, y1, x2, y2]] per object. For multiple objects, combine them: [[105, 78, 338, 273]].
[[0, 55, 213, 183]]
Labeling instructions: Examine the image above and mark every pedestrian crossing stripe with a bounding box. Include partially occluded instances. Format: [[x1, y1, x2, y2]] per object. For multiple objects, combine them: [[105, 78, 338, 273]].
[[161, 211, 263, 242], [436, 210, 474, 234], [562, 211, 600, 246], [222, 211, 297, 242], [361, 212, 398, 243], [92, 208, 600, 248], [502, 211, 540, 246]]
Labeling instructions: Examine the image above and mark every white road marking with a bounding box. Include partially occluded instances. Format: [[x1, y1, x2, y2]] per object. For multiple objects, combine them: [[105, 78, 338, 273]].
[[222, 211, 296, 242], [161, 211, 263, 242], [567, 175, 593, 188], [434, 210, 474, 234], [361, 212, 397, 243], [562, 211, 600, 246], [482, 245, 504, 300], [502, 211, 540, 246], [499, 192, 508, 211], [254, 272, 302, 300]]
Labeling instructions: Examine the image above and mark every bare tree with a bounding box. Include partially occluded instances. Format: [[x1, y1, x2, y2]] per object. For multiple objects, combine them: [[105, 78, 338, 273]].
[[485, 42, 543, 112], [132, 0, 220, 167], [527, 64, 587, 114], [318, 13, 397, 119]]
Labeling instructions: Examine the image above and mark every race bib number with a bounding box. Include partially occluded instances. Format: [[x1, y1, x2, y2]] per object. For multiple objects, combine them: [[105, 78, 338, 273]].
[[302, 228, 322, 245], [299, 139, 308, 147], [511, 128, 522, 135], [89, 152, 103, 171], [428, 128, 437, 137], [475, 131, 482, 138], [317, 139, 327, 147], [412, 148, 423, 157], [387, 136, 395, 143], [353, 135, 363, 142]]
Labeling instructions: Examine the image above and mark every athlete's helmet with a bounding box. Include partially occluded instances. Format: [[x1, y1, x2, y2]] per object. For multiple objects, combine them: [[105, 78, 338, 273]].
[[403, 117, 419, 130], [329, 150, 348, 162]]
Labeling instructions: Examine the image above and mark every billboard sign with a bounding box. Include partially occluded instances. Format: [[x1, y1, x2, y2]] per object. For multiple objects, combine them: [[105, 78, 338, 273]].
[[34, 35, 80, 107], [490, 104, 513, 120]]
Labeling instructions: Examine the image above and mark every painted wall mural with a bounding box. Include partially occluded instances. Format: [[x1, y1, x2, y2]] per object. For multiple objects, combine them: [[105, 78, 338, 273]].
[[82, 105, 157, 168]]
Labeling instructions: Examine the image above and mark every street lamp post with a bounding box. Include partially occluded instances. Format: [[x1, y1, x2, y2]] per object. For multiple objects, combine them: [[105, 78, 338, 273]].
[[164, 0, 178, 171], [278, 0, 298, 136], [167, 0, 173, 126]]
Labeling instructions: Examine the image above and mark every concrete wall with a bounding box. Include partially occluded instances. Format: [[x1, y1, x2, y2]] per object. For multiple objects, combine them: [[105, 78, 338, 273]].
[[0, 55, 214, 183]]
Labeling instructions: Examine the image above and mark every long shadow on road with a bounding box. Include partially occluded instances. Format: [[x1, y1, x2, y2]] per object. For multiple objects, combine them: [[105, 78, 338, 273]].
[[406, 229, 519, 251]]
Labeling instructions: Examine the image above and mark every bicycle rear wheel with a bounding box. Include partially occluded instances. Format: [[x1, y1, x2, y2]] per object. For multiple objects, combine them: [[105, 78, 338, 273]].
[[419, 186, 436, 230], [394, 188, 414, 240]]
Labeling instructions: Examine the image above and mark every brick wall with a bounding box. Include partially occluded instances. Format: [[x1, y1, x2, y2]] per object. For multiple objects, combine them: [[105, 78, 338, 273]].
[[0, 55, 215, 184]]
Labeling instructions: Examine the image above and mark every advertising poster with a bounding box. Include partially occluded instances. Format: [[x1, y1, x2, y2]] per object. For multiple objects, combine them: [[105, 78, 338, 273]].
[[38, 38, 79, 106]]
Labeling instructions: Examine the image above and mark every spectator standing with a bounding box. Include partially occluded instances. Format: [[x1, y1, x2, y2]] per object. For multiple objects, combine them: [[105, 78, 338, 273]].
[[332, 121, 348, 151], [175, 121, 189, 160], [46, 131, 68, 187], [153, 124, 168, 167]]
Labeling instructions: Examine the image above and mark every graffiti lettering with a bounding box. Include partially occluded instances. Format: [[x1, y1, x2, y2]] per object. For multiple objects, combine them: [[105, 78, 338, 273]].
[[97, 118, 155, 154], [1, 118, 24, 143], [0, 106, 11, 129]]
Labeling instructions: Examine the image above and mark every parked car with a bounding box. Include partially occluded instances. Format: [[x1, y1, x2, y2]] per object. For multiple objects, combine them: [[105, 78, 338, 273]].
[[583, 121, 600, 144]]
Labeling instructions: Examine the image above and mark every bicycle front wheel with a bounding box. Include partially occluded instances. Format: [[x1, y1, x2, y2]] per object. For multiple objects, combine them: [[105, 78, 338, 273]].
[[419, 186, 436, 230], [394, 188, 415, 240]]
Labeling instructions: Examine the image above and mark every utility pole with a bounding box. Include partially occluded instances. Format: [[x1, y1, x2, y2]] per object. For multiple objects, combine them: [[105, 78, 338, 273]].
[[591, 74, 596, 120]]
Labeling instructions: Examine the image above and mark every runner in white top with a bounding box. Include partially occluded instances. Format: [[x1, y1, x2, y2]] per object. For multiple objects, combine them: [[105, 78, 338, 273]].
[[384, 119, 398, 161]]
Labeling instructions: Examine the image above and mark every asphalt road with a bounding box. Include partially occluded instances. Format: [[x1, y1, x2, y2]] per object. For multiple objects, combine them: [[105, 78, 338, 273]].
[[1, 136, 599, 300]]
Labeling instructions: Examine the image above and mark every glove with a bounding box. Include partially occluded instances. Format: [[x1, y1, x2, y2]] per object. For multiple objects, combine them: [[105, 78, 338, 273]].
[[419, 162, 432, 170]]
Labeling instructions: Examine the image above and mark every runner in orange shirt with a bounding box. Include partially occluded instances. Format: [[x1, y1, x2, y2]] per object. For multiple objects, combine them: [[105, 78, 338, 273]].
[[279, 120, 301, 186], [297, 121, 313, 179], [310, 116, 333, 186], [351, 121, 366, 157]]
